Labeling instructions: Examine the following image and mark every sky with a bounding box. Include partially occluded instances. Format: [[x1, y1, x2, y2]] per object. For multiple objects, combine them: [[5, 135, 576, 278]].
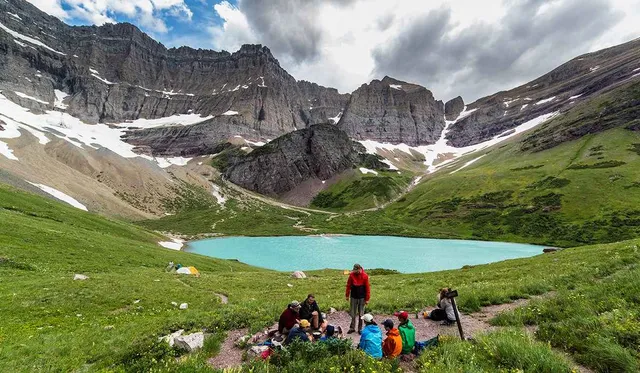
[[25, 0, 640, 102]]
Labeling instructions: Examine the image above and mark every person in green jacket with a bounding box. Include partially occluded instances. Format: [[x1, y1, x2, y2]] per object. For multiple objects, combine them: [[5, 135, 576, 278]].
[[395, 311, 415, 354]]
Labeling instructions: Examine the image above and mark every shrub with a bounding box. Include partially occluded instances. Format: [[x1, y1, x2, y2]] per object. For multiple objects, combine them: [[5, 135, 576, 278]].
[[567, 161, 626, 169]]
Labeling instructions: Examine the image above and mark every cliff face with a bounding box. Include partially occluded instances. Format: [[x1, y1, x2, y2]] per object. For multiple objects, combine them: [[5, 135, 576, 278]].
[[338, 76, 446, 146], [444, 96, 464, 121], [223, 124, 361, 196], [445, 38, 640, 147]]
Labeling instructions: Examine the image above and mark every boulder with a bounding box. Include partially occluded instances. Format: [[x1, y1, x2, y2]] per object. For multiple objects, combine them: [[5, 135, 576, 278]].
[[159, 329, 185, 347], [174, 332, 204, 352], [543, 247, 561, 253], [73, 274, 89, 280], [291, 271, 307, 279], [179, 303, 188, 309]]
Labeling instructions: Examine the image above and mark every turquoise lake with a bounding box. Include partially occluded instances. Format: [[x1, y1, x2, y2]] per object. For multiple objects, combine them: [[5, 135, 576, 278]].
[[186, 236, 543, 273]]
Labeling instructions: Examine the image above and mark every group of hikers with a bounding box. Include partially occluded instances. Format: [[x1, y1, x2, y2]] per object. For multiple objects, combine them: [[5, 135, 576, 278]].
[[276, 264, 459, 359]]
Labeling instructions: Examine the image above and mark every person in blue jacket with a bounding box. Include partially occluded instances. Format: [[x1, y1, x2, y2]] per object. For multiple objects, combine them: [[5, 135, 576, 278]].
[[358, 313, 382, 359]]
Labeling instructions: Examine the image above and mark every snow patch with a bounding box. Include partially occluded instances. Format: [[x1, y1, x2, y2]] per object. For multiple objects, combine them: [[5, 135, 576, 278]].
[[7, 12, 21, 20], [633, 67, 640, 72], [27, 182, 88, 210], [520, 104, 529, 111], [91, 73, 115, 85], [535, 96, 556, 105], [360, 110, 558, 174], [258, 76, 267, 87], [389, 84, 402, 90], [222, 110, 239, 116], [117, 114, 213, 129], [590, 66, 600, 72], [359, 167, 378, 175], [54, 90, 69, 109], [0, 22, 67, 56], [159, 238, 184, 250], [211, 183, 226, 205], [328, 111, 342, 124], [14, 91, 49, 105], [569, 94, 582, 100], [450, 154, 486, 174], [155, 157, 191, 168], [380, 158, 398, 170], [0, 141, 18, 160], [503, 98, 519, 107]]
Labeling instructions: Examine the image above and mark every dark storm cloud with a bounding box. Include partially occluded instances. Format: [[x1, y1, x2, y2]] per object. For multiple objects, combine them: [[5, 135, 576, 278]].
[[372, 0, 621, 102], [240, 0, 356, 63]]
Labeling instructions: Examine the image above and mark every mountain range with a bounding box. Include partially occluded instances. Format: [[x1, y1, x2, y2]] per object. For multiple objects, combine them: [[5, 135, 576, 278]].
[[1, 0, 639, 228]]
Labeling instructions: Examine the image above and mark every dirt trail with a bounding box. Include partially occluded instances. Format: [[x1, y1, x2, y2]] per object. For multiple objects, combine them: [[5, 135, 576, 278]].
[[206, 296, 542, 371]]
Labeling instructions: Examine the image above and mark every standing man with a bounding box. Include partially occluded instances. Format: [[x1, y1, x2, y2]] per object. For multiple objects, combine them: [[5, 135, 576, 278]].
[[345, 263, 370, 334], [395, 311, 416, 355]]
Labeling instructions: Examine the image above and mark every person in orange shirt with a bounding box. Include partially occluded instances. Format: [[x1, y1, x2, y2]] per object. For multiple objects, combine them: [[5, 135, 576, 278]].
[[381, 319, 402, 358]]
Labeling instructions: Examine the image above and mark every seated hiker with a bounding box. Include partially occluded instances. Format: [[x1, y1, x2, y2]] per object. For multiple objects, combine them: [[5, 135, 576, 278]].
[[278, 300, 301, 334], [358, 314, 383, 359], [284, 319, 312, 345], [319, 325, 338, 342], [382, 319, 402, 359], [299, 294, 328, 331], [426, 288, 458, 324], [395, 311, 416, 355]]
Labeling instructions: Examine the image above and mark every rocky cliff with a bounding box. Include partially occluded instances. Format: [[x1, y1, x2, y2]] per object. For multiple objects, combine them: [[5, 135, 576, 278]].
[[222, 124, 361, 196], [445, 38, 640, 147], [444, 96, 464, 121], [339, 76, 445, 146]]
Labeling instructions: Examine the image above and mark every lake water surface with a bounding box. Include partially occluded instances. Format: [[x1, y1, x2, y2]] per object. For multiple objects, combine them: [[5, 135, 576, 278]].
[[186, 235, 542, 273]]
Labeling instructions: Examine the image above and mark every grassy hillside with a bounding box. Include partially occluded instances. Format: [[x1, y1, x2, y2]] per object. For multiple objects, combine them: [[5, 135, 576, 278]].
[[1, 183, 640, 372], [311, 170, 413, 211]]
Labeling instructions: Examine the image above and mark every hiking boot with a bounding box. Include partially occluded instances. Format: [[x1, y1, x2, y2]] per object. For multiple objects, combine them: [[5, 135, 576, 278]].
[[347, 329, 356, 334]]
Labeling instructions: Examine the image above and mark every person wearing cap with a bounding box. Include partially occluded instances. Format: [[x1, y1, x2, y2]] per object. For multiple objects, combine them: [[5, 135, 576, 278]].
[[345, 263, 371, 334], [381, 319, 402, 358], [299, 294, 328, 331], [319, 324, 337, 342], [284, 319, 311, 345], [278, 301, 301, 334], [358, 313, 383, 359], [395, 311, 416, 355]]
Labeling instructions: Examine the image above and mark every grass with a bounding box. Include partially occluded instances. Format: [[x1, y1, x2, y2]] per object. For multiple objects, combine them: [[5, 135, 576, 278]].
[[491, 256, 640, 372], [3, 182, 640, 371], [311, 170, 412, 211]]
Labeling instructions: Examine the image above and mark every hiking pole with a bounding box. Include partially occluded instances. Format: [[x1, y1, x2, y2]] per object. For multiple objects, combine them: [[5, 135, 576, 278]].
[[446, 289, 465, 340]]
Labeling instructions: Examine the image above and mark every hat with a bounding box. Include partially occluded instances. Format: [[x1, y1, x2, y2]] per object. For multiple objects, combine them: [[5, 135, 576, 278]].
[[299, 319, 311, 328], [325, 325, 335, 337], [382, 319, 394, 329], [361, 313, 374, 323], [394, 311, 409, 319], [290, 300, 301, 308], [353, 263, 363, 270]]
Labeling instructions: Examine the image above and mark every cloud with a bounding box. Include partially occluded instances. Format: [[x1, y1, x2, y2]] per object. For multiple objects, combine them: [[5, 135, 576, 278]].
[[24, 0, 69, 19], [208, 1, 257, 51], [26, 0, 194, 33], [372, 0, 622, 101]]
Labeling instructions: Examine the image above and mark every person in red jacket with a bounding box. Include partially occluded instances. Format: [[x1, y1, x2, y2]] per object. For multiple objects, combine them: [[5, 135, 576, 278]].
[[345, 263, 370, 334]]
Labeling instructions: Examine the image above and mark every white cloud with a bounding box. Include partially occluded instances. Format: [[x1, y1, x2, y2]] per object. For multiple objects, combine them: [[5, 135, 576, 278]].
[[208, 1, 257, 51], [25, 0, 193, 33], [23, 0, 69, 19], [208, 0, 639, 99]]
